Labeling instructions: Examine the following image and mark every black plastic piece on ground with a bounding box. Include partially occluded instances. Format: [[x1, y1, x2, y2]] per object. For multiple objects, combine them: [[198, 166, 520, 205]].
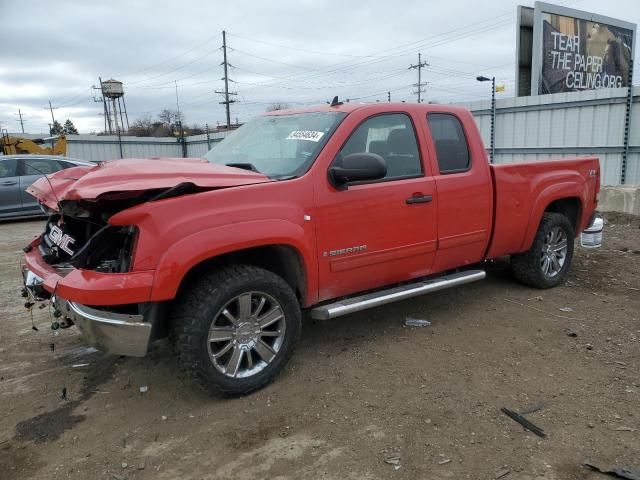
[[501, 407, 546, 438]]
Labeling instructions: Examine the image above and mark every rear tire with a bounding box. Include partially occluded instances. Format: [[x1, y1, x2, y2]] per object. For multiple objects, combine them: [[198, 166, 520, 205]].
[[511, 212, 575, 289], [172, 265, 301, 396]]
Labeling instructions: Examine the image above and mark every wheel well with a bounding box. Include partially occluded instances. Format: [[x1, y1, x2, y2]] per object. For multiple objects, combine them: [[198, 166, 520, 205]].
[[178, 245, 306, 304], [545, 197, 581, 235]]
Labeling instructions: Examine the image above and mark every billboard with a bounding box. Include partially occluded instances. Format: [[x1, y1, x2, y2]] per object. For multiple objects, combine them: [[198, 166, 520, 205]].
[[518, 2, 636, 96]]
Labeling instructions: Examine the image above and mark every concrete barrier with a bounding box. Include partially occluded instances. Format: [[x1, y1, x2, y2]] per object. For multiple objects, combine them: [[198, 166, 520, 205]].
[[598, 186, 640, 216]]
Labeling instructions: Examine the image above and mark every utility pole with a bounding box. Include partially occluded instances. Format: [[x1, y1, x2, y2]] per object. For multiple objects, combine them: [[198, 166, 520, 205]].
[[15, 109, 25, 133], [409, 53, 429, 103], [215, 30, 237, 129], [175, 80, 181, 121], [47, 101, 58, 134], [388, 91, 391, 102], [48, 101, 56, 125]]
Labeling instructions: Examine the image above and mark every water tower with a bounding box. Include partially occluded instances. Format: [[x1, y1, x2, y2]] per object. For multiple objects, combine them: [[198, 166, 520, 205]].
[[99, 78, 129, 134]]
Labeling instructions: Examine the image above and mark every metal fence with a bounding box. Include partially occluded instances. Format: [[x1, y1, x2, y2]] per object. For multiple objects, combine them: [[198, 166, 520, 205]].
[[456, 86, 639, 186], [65, 131, 228, 162]]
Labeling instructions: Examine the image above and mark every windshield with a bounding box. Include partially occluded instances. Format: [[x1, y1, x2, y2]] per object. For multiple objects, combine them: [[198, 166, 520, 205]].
[[204, 111, 346, 178]]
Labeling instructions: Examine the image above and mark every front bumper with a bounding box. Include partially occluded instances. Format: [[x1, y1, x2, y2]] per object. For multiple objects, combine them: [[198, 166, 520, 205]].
[[22, 236, 162, 357], [54, 297, 152, 357]]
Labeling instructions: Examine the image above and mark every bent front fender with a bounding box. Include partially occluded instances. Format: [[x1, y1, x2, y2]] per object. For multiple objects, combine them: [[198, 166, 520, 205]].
[[148, 219, 318, 305]]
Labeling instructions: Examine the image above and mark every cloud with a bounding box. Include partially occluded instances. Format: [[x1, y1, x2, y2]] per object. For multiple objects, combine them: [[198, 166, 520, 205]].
[[2, 0, 637, 134]]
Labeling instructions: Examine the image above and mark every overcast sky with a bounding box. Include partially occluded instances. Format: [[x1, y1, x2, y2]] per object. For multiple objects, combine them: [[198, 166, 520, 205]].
[[1, 0, 638, 134]]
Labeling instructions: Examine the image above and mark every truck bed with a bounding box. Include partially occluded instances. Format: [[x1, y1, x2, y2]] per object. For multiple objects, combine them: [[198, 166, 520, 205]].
[[486, 157, 600, 259]]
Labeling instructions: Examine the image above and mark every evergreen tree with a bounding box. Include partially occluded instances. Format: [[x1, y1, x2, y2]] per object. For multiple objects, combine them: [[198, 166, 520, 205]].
[[63, 119, 79, 135], [50, 120, 64, 135]]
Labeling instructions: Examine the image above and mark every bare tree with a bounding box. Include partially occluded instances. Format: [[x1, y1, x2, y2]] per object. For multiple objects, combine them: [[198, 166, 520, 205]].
[[266, 103, 291, 112], [128, 114, 154, 136], [157, 109, 185, 136]]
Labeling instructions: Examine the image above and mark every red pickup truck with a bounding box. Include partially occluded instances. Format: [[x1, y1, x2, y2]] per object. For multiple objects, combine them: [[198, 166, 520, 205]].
[[22, 102, 602, 395]]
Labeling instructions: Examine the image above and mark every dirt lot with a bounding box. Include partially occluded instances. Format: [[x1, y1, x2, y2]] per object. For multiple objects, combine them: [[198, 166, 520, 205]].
[[0, 214, 638, 480]]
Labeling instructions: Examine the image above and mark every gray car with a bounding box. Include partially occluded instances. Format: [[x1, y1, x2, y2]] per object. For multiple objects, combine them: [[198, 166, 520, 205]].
[[0, 155, 95, 220]]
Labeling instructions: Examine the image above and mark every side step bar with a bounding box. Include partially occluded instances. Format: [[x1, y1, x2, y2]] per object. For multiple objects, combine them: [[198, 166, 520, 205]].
[[310, 270, 486, 320]]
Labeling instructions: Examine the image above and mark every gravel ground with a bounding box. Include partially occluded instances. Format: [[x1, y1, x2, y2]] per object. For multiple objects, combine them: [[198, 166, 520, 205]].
[[0, 214, 638, 480]]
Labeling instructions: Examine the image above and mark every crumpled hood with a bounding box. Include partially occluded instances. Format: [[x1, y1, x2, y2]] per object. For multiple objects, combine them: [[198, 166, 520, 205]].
[[27, 157, 270, 210]]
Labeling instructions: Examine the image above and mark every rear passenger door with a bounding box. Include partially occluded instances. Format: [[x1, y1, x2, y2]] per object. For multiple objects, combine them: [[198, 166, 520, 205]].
[[425, 112, 493, 272], [19, 157, 65, 214], [0, 157, 22, 218]]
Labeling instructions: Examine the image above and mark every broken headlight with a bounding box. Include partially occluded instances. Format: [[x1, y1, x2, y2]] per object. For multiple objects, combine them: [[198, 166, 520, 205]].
[[69, 225, 138, 273]]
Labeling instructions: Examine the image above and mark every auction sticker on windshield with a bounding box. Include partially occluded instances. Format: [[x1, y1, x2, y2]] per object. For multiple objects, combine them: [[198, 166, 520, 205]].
[[286, 130, 325, 142]]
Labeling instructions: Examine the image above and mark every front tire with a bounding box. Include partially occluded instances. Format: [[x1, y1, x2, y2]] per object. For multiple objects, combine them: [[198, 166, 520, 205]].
[[511, 212, 575, 289], [172, 265, 301, 396]]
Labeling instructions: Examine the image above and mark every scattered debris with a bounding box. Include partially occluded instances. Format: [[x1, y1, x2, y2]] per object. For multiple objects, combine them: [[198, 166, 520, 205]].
[[121, 462, 128, 468], [161, 415, 167, 421], [438, 459, 451, 465], [111, 474, 126, 480], [614, 426, 635, 432], [495, 469, 511, 479], [405, 317, 431, 327], [49, 343, 55, 352], [586, 344, 594, 350], [60, 387, 68, 401], [584, 462, 640, 480], [72, 363, 90, 368], [384, 454, 401, 470], [528, 296, 543, 301], [559, 307, 574, 312], [501, 298, 579, 320], [139, 385, 149, 393], [500, 407, 546, 438], [566, 330, 578, 337]]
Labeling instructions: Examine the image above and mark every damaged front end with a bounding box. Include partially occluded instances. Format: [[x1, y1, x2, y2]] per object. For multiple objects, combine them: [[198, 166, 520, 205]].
[[21, 157, 272, 356], [23, 198, 165, 357], [40, 212, 138, 274]]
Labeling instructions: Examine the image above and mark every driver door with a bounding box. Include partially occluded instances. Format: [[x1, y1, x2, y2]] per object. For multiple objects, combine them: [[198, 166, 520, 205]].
[[313, 112, 438, 302]]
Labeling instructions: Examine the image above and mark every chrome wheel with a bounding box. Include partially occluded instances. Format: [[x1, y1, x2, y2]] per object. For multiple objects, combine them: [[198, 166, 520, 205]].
[[540, 226, 568, 278], [207, 291, 286, 378]]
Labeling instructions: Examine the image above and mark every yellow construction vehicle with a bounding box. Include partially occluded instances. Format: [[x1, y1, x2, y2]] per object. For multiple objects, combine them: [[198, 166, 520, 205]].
[[1, 130, 67, 156]]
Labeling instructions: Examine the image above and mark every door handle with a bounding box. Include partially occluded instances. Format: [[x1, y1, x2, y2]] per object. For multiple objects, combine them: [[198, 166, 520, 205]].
[[1, 180, 17, 186], [406, 194, 432, 204]]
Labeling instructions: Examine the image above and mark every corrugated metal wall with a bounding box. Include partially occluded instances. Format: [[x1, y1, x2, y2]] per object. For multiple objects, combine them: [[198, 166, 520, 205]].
[[65, 132, 228, 162], [456, 86, 639, 186]]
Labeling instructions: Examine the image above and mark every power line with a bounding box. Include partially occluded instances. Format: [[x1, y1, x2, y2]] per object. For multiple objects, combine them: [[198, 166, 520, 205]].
[[125, 45, 222, 86], [117, 33, 222, 80]]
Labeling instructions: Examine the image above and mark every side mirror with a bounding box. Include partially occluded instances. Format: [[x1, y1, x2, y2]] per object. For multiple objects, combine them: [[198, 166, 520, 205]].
[[328, 152, 387, 188]]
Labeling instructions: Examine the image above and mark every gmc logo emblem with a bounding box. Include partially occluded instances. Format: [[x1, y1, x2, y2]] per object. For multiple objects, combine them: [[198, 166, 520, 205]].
[[49, 225, 75, 256]]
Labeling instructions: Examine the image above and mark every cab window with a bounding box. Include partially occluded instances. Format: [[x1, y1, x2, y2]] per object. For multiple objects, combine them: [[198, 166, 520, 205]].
[[339, 113, 422, 180], [427, 113, 471, 174]]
